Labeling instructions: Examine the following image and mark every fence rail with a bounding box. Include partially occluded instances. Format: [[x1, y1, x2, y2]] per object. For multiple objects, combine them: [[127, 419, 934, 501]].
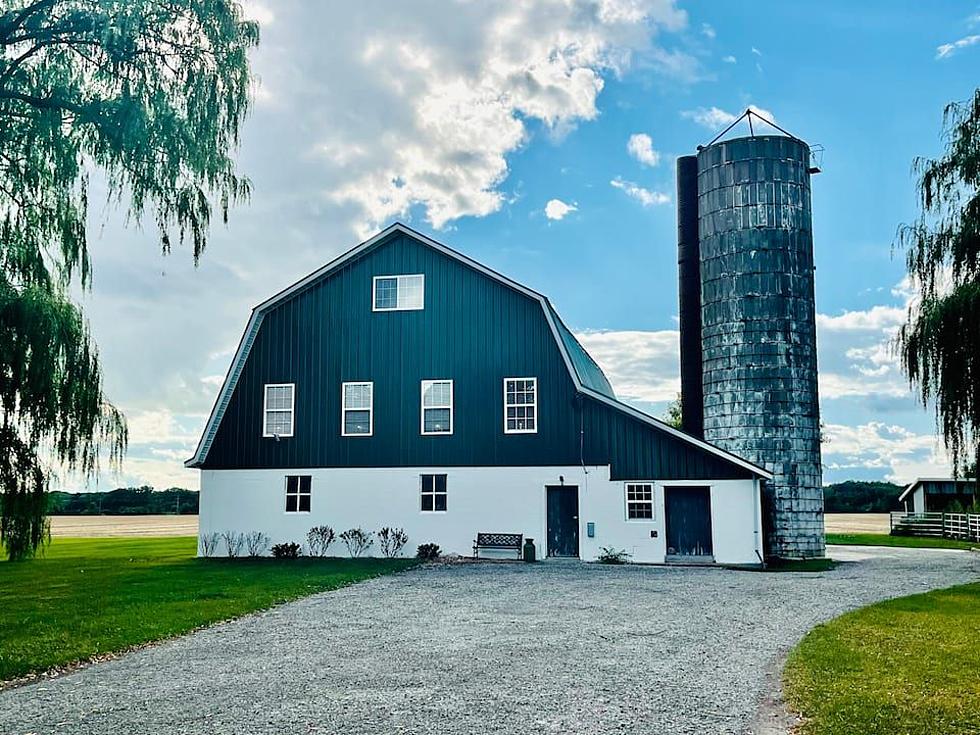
[[890, 511, 980, 542]]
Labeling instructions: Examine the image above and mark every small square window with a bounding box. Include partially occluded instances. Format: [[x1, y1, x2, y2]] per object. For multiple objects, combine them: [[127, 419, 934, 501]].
[[285, 475, 311, 513], [421, 473, 447, 512], [626, 483, 654, 520], [373, 274, 424, 311]]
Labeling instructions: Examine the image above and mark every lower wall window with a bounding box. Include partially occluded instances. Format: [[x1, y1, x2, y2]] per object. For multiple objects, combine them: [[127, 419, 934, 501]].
[[286, 475, 311, 513], [626, 482, 654, 520], [421, 473, 447, 512]]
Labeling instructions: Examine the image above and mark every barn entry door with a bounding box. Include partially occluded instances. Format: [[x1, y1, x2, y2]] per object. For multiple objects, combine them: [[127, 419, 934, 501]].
[[546, 486, 579, 558], [664, 486, 713, 560]]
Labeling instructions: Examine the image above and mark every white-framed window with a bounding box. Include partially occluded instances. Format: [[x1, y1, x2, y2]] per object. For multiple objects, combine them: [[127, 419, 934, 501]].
[[420, 473, 447, 512], [285, 475, 311, 513], [421, 379, 453, 435], [373, 274, 424, 311], [625, 482, 654, 520], [263, 383, 295, 438], [341, 382, 373, 436], [503, 377, 537, 434]]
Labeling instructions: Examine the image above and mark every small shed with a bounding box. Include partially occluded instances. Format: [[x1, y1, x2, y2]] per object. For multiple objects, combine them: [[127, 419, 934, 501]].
[[899, 477, 978, 513]]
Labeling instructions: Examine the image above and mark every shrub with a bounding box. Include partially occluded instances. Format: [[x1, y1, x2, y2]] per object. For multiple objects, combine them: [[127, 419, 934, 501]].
[[339, 528, 374, 557], [244, 531, 270, 557], [199, 532, 221, 558], [378, 527, 409, 558], [416, 543, 440, 560], [306, 525, 336, 557], [596, 546, 631, 565], [221, 531, 244, 558], [271, 542, 301, 559]]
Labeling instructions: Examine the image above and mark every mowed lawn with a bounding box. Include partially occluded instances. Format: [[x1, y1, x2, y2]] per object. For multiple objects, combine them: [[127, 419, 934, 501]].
[[826, 532, 978, 550], [0, 537, 416, 682], [785, 582, 980, 735]]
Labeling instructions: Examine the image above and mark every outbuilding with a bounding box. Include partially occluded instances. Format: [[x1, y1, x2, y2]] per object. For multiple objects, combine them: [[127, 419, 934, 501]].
[[899, 477, 978, 514], [186, 223, 771, 564]]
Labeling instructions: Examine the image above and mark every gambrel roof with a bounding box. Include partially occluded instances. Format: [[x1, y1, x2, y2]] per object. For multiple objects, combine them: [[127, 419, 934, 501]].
[[186, 222, 771, 479]]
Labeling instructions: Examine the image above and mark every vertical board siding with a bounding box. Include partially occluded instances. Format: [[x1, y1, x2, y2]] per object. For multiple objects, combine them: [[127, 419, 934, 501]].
[[202, 230, 751, 481]]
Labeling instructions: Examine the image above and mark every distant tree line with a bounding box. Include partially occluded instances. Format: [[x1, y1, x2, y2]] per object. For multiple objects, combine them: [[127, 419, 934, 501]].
[[46, 487, 198, 516], [822, 481, 904, 513]]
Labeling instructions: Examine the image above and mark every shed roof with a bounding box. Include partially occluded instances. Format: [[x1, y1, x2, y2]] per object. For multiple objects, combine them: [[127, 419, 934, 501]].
[[898, 477, 978, 502]]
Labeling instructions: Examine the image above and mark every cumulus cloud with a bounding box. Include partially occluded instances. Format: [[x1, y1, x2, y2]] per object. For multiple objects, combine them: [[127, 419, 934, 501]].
[[627, 132, 661, 166], [821, 422, 949, 484], [721, 55, 736, 63], [574, 329, 680, 404], [815, 305, 905, 333], [681, 104, 775, 130], [701, 23, 716, 39], [544, 198, 577, 220], [610, 177, 670, 206], [937, 34, 980, 59]]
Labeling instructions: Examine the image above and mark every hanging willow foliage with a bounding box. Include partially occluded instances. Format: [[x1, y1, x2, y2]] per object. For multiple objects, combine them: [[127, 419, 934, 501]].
[[0, 1, 257, 559], [898, 88, 980, 474]]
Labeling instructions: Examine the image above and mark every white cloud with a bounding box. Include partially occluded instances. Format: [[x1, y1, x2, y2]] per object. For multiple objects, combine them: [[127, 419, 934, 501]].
[[681, 104, 774, 130], [751, 46, 762, 56], [822, 422, 950, 484], [701, 23, 716, 39], [815, 305, 905, 333], [544, 198, 577, 220], [574, 329, 680, 403], [627, 132, 661, 166], [721, 55, 736, 63], [610, 176, 670, 206], [937, 34, 980, 59], [241, 1, 274, 26]]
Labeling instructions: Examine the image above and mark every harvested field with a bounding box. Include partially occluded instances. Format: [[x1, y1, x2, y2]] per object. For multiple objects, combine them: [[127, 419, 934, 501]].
[[48, 515, 198, 538], [824, 513, 890, 535]]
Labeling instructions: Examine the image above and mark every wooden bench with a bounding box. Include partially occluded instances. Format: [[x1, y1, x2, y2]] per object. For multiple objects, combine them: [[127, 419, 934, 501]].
[[473, 532, 523, 559]]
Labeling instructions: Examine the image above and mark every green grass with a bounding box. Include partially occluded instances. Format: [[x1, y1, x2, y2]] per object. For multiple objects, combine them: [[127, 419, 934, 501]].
[[784, 582, 980, 735], [0, 536, 416, 682], [827, 532, 978, 550]]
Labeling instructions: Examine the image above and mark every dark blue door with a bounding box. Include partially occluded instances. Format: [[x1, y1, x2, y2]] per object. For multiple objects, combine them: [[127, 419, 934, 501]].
[[547, 486, 579, 557], [664, 486, 713, 557]]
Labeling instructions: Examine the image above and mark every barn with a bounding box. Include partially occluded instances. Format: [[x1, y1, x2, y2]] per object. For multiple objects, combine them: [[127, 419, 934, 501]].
[[186, 223, 771, 565]]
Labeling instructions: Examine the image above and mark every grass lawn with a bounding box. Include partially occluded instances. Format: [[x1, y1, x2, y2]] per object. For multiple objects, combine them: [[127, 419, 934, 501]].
[[784, 582, 980, 735], [0, 536, 416, 682], [826, 532, 978, 550]]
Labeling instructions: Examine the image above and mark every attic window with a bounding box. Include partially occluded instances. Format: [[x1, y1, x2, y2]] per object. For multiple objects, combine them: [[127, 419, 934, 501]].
[[263, 384, 295, 438], [373, 274, 424, 311]]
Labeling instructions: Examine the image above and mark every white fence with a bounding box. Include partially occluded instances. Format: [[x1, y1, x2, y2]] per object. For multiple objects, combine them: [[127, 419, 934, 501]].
[[890, 512, 980, 542]]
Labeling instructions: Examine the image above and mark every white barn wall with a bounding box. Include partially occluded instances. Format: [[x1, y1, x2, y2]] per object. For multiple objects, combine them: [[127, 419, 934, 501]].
[[199, 467, 762, 565]]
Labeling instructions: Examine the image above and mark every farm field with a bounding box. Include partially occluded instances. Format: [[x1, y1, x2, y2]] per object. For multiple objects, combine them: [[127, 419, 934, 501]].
[[824, 513, 890, 534], [0, 536, 415, 682], [48, 515, 199, 537]]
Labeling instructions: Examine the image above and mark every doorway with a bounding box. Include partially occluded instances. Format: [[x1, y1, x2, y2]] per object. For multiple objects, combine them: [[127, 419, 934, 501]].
[[546, 485, 579, 557], [664, 486, 713, 560]]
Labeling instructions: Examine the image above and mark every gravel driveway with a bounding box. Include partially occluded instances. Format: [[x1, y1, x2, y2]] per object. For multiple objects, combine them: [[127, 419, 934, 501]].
[[2, 546, 977, 735]]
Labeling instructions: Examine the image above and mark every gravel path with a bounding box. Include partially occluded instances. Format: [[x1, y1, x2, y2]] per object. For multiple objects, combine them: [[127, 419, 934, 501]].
[[2, 546, 977, 735]]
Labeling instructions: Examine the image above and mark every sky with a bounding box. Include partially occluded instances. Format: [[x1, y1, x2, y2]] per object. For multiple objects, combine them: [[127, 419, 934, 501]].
[[70, 1, 980, 492]]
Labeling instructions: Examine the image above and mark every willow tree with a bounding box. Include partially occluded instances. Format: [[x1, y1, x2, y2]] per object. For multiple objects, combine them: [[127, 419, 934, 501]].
[[0, 1, 258, 559], [898, 88, 980, 476]]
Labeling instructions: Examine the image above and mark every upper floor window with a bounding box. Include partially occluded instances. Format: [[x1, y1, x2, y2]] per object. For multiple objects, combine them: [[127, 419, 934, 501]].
[[421, 379, 453, 435], [263, 383, 295, 437], [373, 274, 424, 311], [285, 475, 311, 513], [626, 483, 654, 520], [504, 377, 537, 433], [342, 382, 373, 436]]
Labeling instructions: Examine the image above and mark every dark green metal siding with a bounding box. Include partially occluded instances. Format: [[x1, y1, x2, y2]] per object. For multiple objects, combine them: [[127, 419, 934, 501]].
[[202, 229, 753, 480]]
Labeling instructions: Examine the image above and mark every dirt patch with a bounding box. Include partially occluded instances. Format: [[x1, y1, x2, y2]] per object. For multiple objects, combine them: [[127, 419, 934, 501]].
[[824, 513, 889, 534]]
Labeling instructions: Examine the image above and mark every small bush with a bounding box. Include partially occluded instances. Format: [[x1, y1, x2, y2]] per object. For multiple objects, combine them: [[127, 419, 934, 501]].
[[221, 531, 244, 558], [378, 527, 409, 558], [244, 531, 270, 557], [339, 528, 374, 557], [596, 546, 631, 565], [199, 532, 221, 558], [416, 543, 441, 561], [306, 525, 336, 557], [270, 542, 301, 559]]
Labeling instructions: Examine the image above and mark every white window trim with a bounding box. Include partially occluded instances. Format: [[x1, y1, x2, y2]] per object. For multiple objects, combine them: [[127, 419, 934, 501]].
[[284, 474, 311, 515], [372, 274, 425, 312], [420, 379, 453, 436], [624, 481, 656, 522], [419, 473, 448, 514], [503, 376, 538, 434], [341, 381, 374, 437], [263, 383, 295, 438]]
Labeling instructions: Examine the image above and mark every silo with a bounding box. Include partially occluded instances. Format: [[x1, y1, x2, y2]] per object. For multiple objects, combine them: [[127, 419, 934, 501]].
[[696, 134, 824, 559]]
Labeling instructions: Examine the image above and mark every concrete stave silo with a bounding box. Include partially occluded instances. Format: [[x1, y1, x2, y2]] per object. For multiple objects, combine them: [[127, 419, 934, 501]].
[[677, 131, 825, 560]]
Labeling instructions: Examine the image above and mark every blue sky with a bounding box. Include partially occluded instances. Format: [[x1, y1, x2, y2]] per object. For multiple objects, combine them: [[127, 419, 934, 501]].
[[72, 1, 980, 490]]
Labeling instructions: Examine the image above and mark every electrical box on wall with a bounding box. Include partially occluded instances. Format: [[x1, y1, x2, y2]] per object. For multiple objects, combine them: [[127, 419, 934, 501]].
[[587, 522, 595, 538]]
